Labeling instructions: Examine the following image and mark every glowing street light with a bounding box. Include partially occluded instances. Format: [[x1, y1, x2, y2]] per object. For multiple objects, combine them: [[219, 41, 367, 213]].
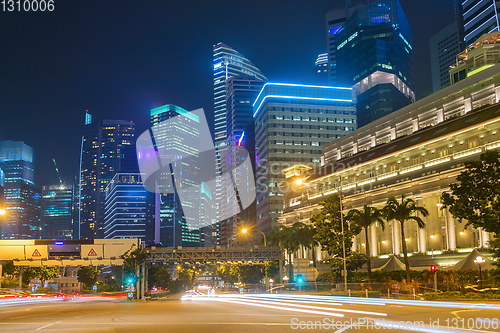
[[474, 256, 486, 289], [295, 179, 303, 185], [0, 209, 6, 215]]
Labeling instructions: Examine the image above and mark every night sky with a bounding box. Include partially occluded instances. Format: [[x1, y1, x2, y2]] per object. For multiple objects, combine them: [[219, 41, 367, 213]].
[[0, 0, 456, 187]]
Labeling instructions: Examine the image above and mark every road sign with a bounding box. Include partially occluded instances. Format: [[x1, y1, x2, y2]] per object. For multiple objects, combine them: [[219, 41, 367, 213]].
[[92, 285, 97, 290], [25, 245, 48, 260], [81, 245, 103, 259]]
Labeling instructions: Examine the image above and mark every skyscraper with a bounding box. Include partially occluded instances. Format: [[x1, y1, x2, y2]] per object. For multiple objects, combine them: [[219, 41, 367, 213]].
[[41, 184, 74, 239], [253, 83, 356, 235], [79, 112, 135, 239], [213, 42, 267, 244], [314, 53, 329, 85], [104, 173, 147, 240], [0, 141, 40, 239], [334, 0, 415, 127], [221, 75, 265, 246], [148, 104, 210, 247], [325, 1, 365, 85], [430, 21, 464, 92], [461, 0, 500, 46]]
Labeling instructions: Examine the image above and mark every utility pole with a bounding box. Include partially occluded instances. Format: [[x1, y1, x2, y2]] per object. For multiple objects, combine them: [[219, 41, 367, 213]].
[[339, 178, 347, 292]]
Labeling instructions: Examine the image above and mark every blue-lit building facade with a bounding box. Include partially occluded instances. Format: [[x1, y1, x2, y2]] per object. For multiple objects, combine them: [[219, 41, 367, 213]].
[[0, 140, 40, 239], [149, 104, 211, 247], [460, 0, 500, 46], [253, 83, 356, 234], [41, 184, 74, 239], [104, 173, 147, 240], [79, 113, 135, 239], [213, 42, 267, 244], [314, 53, 329, 85], [334, 0, 415, 128], [221, 75, 266, 246]]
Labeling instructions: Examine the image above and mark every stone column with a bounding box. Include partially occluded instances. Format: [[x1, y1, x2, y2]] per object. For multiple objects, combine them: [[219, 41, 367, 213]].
[[370, 225, 378, 257], [482, 229, 490, 248], [446, 208, 457, 251], [392, 221, 401, 255], [351, 236, 357, 252]]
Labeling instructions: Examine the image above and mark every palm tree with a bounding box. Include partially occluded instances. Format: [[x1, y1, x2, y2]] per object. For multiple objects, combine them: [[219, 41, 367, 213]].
[[270, 224, 297, 282], [383, 194, 429, 283], [299, 224, 320, 268], [347, 205, 384, 284]]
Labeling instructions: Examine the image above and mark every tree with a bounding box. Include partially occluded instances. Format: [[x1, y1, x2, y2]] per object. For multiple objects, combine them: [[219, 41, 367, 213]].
[[441, 150, 500, 235], [121, 245, 148, 298], [98, 274, 121, 292], [148, 266, 171, 290], [2, 261, 18, 277], [347, 205, 385, 283], [23, 267, 59, 288], [239, 265, 265, 284], [77, 266, 100, 289], [384, 194, 428, 283], [310, 194, 362, 274], [216, 264, 239, 286], [270, 223, 301, 282]]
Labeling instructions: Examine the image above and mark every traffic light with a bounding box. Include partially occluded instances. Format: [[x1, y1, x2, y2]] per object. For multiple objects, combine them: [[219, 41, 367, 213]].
[[296, 274, 303, 283], [430, 265, 436, 273]]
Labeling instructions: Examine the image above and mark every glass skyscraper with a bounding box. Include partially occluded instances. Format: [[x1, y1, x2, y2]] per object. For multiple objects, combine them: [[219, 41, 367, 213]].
[[79, 112, 135, 239], [221, 75, 265, 246], [41, 184, 74, 239], [461, 0, 500, 46], [149, 104, 211, 247], [104, 173, 147, 240], [335, 0, 415, 127], [213, 42, 267, 244], [253, 83, 356, 235], [0, 141, 40, 239]]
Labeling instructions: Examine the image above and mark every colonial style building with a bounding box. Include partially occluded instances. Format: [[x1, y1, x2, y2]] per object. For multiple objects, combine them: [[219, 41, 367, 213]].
[[280, 64, 500, 266]]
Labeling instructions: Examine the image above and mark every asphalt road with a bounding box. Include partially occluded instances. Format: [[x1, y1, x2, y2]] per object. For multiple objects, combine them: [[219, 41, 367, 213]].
[[1, 294, 500, 332]]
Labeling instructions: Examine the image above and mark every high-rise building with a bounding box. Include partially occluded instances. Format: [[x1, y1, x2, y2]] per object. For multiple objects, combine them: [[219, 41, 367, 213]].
[[253, 83, 356, 235], [79, 112, 135, 239], [149, 104, 210, 247], [314, 53, 329, 85], [461, 0, 500, 46], [213, 42, 267, 244], [41, 184, 74, 239], [0, 141, 40, 239], [325, 1, 365, 85], [430, 21, 464, 92], [104, 173, 147, 240], [334, 0, 415, 128], [220, 75, 265, 246]]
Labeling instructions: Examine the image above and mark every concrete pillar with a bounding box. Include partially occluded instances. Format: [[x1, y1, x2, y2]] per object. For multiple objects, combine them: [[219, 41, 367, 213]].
[[351, 236, 357, 252], [446, 209, 457, 251], [19, 266, 23, 289], [418, 228, 427, 253], [436, 109, 444, 124], [371, 136, 376, 147], [482, 230, 490, 248], [392, 222, 401, 255], [353, 143, 358, 155], [412, 119, 419, 133], [478, 228, 484, 248], [316, 245, 322, 262], [464, 97, 472, 113], [370, 225, 378, 257]]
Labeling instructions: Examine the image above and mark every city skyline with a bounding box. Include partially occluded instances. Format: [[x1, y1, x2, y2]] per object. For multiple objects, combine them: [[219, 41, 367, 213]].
[[0, 0, 455, 189]]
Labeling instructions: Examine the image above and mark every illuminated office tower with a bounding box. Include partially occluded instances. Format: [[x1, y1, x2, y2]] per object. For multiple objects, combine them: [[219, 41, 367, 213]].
[[253, 83, 356, 235], [213, 42, 267, 244], [149, 104, 210, 247], [104, 173, 147, 240], [335, 0, 415, 127], [41, 184, 74, 239], [79, 112, 135, 239], [220, 75, 265, 246], [460, 0, 500, 46], [314, 53, 329, 85], [0, 140, 40, 239]]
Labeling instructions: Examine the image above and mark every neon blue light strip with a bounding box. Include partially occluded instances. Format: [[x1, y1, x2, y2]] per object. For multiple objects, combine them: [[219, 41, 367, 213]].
[[252, 83, 352, 108], [465, 10, 495, 39], [464, 0, 487, 17], [399, 33, 412, 50], [253, 95, 352, 118]]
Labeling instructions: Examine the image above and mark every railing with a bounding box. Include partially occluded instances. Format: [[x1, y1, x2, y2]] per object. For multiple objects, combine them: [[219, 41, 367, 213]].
[[400, 164, 423, 174], [453, 147, 482, 159], [424, 156, 450, 167]]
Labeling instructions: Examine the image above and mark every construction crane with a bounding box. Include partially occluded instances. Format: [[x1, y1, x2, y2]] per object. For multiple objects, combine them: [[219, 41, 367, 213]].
[[52, 158, 63, 185]]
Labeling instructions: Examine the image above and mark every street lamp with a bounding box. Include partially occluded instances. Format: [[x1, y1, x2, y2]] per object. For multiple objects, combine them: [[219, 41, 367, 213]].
[[0, 209, 6, 215], [295, 179, 303, 185], [241, 227, 269, 292], [474, 256, 486, 289]]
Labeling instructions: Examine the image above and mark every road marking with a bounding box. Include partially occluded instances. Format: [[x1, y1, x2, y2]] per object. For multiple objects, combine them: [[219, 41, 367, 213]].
[[451, 309, 482, 319], [35, 320, 62, 330], [334, 321, 360, 333], [0, 322, 291, 325]]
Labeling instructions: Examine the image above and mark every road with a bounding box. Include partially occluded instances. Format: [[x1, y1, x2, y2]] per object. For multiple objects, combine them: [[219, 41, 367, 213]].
[[1, 294, 500, 332]]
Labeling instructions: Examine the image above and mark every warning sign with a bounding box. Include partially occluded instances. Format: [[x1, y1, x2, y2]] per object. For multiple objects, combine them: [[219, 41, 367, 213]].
[[25, 245, 48, 260], [82, 245, 103, 259]]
